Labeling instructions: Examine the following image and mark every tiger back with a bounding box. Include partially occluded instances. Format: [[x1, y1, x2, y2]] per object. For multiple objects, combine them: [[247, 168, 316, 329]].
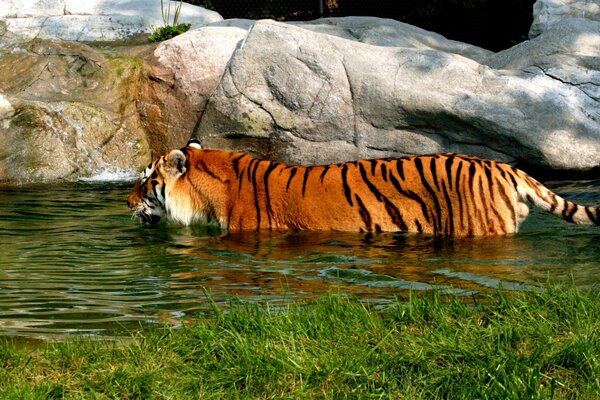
[[128, 140, 600, 237]]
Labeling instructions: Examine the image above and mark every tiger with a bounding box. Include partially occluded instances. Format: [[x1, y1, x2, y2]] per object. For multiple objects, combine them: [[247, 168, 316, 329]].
[[127, 139, 600, 237]]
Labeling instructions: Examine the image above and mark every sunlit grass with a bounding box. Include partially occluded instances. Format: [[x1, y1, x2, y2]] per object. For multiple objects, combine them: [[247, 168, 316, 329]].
[[1, 287, 599, 399]]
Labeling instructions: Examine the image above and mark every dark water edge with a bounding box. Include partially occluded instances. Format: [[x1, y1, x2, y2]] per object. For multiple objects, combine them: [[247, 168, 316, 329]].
[[1, 179, 600, 341]]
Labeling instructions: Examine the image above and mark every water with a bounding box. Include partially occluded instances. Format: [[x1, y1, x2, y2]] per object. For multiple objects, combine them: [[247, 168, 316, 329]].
[[1, 180, 600, 340]]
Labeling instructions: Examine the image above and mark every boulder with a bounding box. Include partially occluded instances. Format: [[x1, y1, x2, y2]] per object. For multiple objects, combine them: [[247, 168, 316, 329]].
[[195, 19, 600, 170], [295, 17, 493, 63], [137, 25, 247, 157], [2, 1, 600, 183], [0, 39, 149, 183], [0, 0, 222, 42], [486, 18, 600, 103], [529, 0, 600, 38]]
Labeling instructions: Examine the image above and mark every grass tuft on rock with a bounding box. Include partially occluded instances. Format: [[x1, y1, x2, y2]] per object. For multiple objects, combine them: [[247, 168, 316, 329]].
[[148, 23, 191, 42]]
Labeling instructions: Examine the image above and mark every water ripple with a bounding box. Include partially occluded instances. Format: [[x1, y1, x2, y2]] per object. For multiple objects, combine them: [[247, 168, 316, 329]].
[[1, 180, 600, 340]]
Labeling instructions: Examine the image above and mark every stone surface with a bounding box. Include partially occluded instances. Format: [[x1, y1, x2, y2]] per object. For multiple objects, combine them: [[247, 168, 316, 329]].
[[530, 0, 600, 38], [0, 39, 149, 183], [195, 19, 600, 170], [2, 1, 600, 183], [486, 18, 600, 103], [137, 25, 247, 158], [295, 17, 493, 62], [0, 0, 222, 42]]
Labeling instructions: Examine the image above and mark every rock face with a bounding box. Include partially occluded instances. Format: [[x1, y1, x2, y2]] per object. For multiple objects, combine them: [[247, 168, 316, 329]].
[[1, 0, 600, 183], [0, 37, 149, 182], [0, 0, 222, 42], [529, 0, 600, 38], [0, 0, 221, 183], [138, 25, 247, 158], [195, 17, 600, 170]]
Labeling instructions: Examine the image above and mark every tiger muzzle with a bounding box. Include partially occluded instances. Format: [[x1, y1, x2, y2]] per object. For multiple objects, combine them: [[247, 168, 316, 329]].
[[140, 213, 161, 224]]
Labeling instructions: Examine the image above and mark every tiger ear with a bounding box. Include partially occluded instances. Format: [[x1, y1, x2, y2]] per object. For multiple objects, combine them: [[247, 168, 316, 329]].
[[164, 150, 187, 177], [186, 138, 202, 149]]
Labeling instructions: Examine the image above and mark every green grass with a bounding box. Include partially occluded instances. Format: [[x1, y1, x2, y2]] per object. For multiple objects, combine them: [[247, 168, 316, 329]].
[[1, 287, 600, 399], [148, 23, 191, 42]]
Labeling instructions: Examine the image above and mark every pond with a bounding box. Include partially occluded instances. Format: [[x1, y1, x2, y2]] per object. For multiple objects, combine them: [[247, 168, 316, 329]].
[[1, 179, 600, 341]]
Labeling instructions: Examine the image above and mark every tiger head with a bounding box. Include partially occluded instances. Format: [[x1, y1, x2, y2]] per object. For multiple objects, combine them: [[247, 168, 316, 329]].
[[127, 139, 220, 226]]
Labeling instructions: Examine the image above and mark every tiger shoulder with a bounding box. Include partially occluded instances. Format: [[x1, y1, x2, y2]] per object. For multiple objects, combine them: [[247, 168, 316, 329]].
[[127, 139, 600, 237]]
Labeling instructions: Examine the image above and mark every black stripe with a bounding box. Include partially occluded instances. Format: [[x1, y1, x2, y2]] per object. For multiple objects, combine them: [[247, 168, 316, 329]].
[[396, 159, 405, 180], [415, 158, 442, 234], [478, 167, 491, 233], [151, 180, 161, 201], [388, 171, 431, 224], [497, 168, 520, 229], [469, 162, 488, 233], [381, 163, 388, 182], [550, 194, 559, 213], [482, 166, 505, 234], [445, 156, 454, 191], [585, 206, 600, 226], [238, 167, 245, 193], [496, 177, 516, 230], [358, 163, 382, 201], [461, 163, 475, 237], [483, 164, 504, 233], [469, 162, 477, 181], [226, 205, 233, 230], [354, 194, 372, 232], [341, 164, 353, 206], [302, 167, 312, 197], [383, 198, 409, 231], [263, 161, 279, 229], [441, 180, 454, 236], [286, 167, 297, 191], [197, 160, 227, 183], [454, 160, 464, 231], [319, 165, 330, 183], [414, 219, 423, 233], [562, 202, 578, 223], [499, 168, 520, 192], [369, 159, 377, 176], [247, 158, 256, 182], [430, 157, 441, 191], [231, 154, 245, 178], [505, 168, 519, 189], [484, 165, 493, 191], [251, 160, 261, 229], [358, 163, 408, 231]]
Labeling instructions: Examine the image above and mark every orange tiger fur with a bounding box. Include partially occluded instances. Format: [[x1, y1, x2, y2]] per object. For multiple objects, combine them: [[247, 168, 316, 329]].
[[127, 140, 600, 237]]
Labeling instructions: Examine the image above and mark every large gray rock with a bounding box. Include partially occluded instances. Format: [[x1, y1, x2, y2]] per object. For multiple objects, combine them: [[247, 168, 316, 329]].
[[195, 19, 600, 170], [295, 17, 493, 63], [486, 18, 600, 103], [137, 25, 247, 157], [529, 0, 600, 38], [141, 16, 492, 158], [0, 0, 222, 42]]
